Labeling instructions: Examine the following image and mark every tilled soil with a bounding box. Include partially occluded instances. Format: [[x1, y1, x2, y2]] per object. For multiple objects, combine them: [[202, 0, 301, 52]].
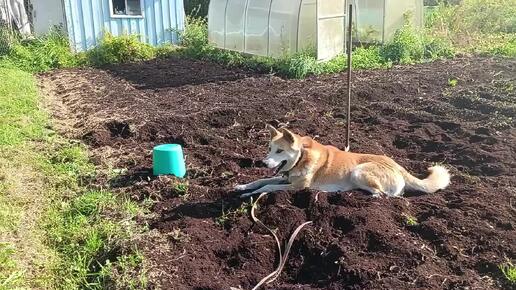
[[40, 56, 516, 290]]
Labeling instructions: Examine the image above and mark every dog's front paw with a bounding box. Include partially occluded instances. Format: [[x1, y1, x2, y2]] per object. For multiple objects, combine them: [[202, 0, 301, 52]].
[[234, 184, 248, 192], [240, 190, 264, 198]]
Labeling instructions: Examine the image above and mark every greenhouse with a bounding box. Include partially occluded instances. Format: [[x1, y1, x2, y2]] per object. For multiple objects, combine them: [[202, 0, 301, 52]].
[[208, 0, 423, 60]]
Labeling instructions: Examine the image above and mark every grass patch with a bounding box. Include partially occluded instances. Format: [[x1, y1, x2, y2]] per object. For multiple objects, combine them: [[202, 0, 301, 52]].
[[0, 67, 146, 289], [0, 243, 24, 290]]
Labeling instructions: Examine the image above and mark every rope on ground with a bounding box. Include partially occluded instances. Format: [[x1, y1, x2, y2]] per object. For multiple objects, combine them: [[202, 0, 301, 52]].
[[250, 193, 312, 290]]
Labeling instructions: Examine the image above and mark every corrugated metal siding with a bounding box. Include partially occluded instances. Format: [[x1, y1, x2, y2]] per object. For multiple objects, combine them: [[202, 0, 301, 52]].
[[63, 0, 185, 51]]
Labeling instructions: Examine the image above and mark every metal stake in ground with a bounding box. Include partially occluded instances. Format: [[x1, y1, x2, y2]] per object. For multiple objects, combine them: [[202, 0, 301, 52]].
[[345, 3, 353, 152]]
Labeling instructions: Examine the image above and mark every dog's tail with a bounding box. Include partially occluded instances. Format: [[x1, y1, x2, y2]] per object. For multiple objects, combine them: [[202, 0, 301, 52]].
[[402, 165, 451, 193]]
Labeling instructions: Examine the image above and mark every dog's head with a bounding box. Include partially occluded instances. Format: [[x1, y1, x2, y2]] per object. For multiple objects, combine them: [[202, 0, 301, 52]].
[[263, 124, 303, 174]]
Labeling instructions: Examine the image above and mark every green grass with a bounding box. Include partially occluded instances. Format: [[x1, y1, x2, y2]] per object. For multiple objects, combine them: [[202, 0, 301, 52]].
[[0, 243, 24, 290], [0, 67, 146, 289], [499, 262, 516, 284]]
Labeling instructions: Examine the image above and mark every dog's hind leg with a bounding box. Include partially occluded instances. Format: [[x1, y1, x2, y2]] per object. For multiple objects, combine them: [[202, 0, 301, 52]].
[[350, 162, 405, 197], [235, 176, 287, 192]]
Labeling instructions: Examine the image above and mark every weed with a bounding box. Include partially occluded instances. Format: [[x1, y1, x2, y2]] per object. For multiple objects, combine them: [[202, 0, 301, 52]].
[[169, 180, 189, 200], [381, 16, 425, 64], [215, 202, 251, 227], [499, 261, 516, 284], [448, 78, 458, 87], [402, 213, 419, 226], [423, 34, 456, 59], [104, 251, 147, 290]]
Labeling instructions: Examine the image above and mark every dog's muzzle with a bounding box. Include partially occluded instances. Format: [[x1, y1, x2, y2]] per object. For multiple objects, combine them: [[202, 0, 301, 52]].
[[273, 160, 287, 175]]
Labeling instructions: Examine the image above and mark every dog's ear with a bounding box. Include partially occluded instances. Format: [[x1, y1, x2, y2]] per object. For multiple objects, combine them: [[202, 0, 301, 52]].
[[266, 124, 281, 138], [301, 136, 313, 148], [279, 128, 296, 144]]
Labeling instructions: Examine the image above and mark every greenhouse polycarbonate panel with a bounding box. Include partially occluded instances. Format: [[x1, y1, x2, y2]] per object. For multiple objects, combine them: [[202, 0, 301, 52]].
[[225, 0, 246, 51], [245, 0, 272, 56], [319, 0, 345, 18], [383, 0, 421, 42], [208, 0, 227, 49], [414, 0, 424, 28], [317, 0, 345, 60], [354, 0, 384, 43], [269, 0, 302, 57], [297, 0, 317, 52]]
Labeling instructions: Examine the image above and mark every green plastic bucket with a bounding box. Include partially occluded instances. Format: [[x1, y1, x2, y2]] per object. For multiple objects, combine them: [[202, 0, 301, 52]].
[[153, 144, 186, 178]]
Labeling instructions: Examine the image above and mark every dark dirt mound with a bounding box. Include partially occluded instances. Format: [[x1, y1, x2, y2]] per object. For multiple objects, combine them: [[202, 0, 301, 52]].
[[40, 56, 516, 290]]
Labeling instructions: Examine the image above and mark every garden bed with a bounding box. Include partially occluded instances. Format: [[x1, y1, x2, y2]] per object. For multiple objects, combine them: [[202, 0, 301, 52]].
[[40, 56, 515, 289]]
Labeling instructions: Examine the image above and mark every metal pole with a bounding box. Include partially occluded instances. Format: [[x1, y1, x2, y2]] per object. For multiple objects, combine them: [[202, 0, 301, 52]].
[[345, 3, 353, 152]]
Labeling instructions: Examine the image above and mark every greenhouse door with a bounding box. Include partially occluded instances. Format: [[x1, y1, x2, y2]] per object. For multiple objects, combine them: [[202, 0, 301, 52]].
[[316, 0, 346, 61]]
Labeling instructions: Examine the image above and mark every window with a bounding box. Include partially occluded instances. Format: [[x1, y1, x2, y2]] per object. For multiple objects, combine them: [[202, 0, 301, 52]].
[[111, 0, 143, 17]]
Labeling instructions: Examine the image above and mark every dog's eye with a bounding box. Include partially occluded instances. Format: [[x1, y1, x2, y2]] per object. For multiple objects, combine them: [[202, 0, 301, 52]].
[[276, 149, 284, 153]]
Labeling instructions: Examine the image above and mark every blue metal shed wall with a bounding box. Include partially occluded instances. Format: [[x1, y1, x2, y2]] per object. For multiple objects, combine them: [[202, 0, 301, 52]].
[[63, 0, 185, 51]]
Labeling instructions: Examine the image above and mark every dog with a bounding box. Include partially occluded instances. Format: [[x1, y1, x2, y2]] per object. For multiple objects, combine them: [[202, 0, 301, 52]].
[[235, 125, 450, 198]]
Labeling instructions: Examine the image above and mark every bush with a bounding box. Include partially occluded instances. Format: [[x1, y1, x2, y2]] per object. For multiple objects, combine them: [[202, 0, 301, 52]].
[[273, 51, 321, 78], [483, 34, 516, 57], [1, 28, 77, 73], [179, 17, 210, 57], [381, 21, 425, 64], [422, 34, 456, 59], [352, 47, 391, 69], [86, 33, 155, 66], [425, 0, 515, 56], [432, 0, 516, 35]]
